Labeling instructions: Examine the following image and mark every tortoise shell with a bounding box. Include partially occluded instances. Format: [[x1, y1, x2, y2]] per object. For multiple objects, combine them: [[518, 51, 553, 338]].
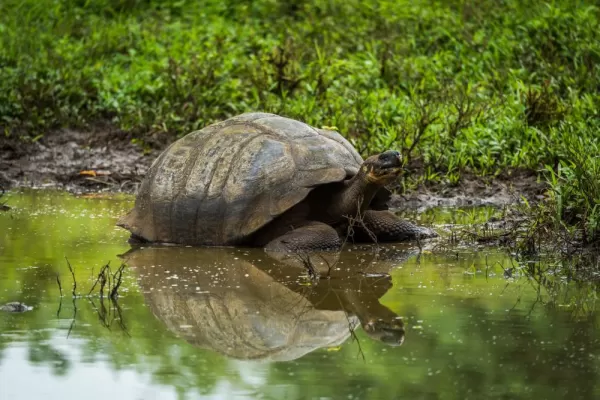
[[118, 113, 363, 245]]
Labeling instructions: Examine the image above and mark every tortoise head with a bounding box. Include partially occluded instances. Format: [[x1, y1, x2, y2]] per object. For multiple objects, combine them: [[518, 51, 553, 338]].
[[362, 317, 405, 346], [361, 150, 403, 185]]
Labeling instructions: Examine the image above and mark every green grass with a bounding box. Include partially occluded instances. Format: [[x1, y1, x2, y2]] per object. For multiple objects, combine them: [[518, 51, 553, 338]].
[[0, 0, 599, 242], [543, 131, 600, 244]]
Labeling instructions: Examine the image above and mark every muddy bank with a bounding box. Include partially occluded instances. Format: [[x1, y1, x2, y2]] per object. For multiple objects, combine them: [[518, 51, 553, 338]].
[[393, 169, 547, 211], [0, 128, 547, 210], [0, 127, 157, 193]]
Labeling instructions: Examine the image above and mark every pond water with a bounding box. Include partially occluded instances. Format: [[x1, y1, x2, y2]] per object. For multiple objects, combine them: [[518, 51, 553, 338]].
[[0, 190, 598, 400]]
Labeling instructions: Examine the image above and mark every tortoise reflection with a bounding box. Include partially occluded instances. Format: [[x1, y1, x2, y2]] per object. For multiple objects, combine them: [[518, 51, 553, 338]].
[[123, 246, 412, 361]]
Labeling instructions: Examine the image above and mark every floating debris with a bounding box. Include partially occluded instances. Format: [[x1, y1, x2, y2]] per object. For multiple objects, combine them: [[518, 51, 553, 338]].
[[0, 302, 33, 313]]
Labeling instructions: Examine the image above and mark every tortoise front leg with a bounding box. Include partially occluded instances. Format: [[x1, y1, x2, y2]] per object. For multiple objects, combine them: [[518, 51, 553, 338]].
[[353, 210, 437, 243], [265, 222, 342, 252]]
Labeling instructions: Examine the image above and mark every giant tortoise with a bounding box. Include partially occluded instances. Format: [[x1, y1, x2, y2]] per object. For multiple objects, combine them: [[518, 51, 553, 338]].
[[118, 113, 435, 251]]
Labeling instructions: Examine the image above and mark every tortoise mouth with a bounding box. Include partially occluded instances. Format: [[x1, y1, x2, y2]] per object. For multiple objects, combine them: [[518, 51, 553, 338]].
[[366, 167, 402, 184], [379, 164, 402, 174], [371, 164, 403, 179]]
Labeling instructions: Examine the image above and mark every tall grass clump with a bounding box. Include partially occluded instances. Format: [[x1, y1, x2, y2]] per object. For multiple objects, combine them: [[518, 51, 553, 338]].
[[544, 127, 600, 245]]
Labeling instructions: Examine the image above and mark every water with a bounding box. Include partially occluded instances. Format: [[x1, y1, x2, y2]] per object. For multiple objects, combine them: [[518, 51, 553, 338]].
[[0, 190, 598, 400]]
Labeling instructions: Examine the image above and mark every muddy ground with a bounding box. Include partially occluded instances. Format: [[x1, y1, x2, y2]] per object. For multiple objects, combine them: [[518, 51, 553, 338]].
[[0, 128, 547, 210], [1, 128, 153, 194]]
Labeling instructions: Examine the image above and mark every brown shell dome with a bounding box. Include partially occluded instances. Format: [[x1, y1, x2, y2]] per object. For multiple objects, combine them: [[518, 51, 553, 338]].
[[118, 113, 363, 245]]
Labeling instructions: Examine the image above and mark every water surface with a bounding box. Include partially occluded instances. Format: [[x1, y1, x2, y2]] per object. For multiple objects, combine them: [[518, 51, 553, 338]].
[[0, 190, 598, 400]]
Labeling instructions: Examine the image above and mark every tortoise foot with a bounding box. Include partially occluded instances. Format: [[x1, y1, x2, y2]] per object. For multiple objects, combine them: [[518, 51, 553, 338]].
[[265, 222, 342, 252], [354, 210, 437, 242]]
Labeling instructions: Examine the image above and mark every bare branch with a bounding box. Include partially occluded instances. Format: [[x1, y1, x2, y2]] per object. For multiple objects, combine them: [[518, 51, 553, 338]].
[[65, 257, 77, 298]]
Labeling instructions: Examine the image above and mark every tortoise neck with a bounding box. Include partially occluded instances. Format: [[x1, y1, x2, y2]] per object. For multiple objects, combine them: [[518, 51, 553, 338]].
[[339, 171, 382, 217]]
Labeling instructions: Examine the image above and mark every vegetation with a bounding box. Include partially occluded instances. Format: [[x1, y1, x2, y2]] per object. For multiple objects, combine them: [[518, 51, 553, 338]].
[[0, 0, 598, 242]]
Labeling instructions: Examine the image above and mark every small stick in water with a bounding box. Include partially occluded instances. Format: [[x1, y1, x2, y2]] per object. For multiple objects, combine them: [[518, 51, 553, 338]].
[[56, 274, 63, 297], [110, 264, 126, 299], [88, 263, 110, 296], [65, 257, 77, 298], [99, 267, 108, 298]]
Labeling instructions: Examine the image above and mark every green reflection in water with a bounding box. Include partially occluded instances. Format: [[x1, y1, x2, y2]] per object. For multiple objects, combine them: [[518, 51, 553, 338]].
[[397, 204, 503, 226], [0, 190, 598, 400]]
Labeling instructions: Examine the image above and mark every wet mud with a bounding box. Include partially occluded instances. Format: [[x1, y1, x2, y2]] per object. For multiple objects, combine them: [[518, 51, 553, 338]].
[[0, 127, 157, 193], [0, 129, 547, 209], [390, 169, 547, 211]]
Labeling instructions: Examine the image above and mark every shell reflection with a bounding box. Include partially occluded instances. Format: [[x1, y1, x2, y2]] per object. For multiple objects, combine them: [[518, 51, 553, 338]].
[[124, 246, 414, 361]]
